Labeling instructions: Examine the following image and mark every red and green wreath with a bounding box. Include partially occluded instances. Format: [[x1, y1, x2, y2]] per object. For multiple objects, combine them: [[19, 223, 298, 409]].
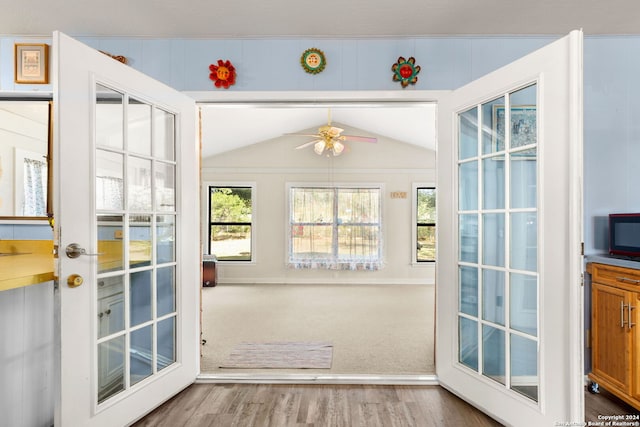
[[209, 59, 236, 89], [392, 56, 421, 88]]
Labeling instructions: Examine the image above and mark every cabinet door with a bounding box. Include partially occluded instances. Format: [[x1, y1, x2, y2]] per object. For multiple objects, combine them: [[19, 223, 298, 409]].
[[592, 282, 632, 392], [631, 291, 640, 401]]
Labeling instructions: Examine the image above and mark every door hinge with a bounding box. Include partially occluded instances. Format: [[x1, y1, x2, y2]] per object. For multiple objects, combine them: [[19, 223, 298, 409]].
[[581, 242, 584, 256]]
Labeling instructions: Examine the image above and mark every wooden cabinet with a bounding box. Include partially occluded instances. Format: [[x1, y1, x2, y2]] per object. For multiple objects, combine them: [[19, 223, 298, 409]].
[[588, 262, 640, 410]]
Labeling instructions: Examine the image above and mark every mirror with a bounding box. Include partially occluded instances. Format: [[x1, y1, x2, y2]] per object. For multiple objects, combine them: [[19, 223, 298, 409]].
[[0, 100, 52, 219]]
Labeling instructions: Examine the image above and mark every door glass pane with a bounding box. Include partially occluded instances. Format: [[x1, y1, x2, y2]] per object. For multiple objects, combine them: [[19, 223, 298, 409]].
[[153, 107, 175, 161], [156, 215, 175, 264], [482, 213, 505, 267], [510, 148, 537, 209], [157, 266, 175, 317], [459, 161, 478, 211], [509, 85, 537, 149], [482, 96, 505, 154], [157, 317, 176, 371], [94, 84, 180, 406], [459, 214, 478, 263], [130, 326, 153, 386], [96, 150, 124, 211], [128, 98, 152, 156], [128, 156, 152, 211], [459, 317, 478, 371], [97, 275, 124, 339], [482, 325, 505, 385], [155, 162, 175, 212], [456, 86, 539, 402], [482, 269, 505, 326], [458, 107, 478, 160], [98, 215, 124, 273], [96, 85, 123, 150], [130, 270, 152, 327], [510, 273, 538, 336], [511, 334, 538, 402], [97, 335, 125, 403], [482, 157, 505, 210], [459, 266, 478, 316], [511, 212, 537, 272], [130, 215, 152, 268]]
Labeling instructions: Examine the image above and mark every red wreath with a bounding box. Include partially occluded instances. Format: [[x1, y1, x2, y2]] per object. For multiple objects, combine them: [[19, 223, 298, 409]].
[[209, 59, 236, 89]]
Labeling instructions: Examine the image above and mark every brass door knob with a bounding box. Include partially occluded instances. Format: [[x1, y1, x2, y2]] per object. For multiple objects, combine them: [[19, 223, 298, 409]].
[[67, 274, 84, 288]]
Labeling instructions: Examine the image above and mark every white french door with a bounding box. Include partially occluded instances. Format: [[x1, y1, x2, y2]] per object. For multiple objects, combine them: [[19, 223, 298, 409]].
[[436, 31, 584, 426], [53, 32, 199, 426]]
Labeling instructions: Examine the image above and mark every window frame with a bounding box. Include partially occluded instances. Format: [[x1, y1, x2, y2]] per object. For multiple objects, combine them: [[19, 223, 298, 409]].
[[413, 183, 436, 264], [287, 182, 384, 270], [205, 182, 256, 263]]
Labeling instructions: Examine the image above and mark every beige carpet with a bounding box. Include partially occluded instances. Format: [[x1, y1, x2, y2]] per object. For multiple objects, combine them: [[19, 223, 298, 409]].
[[200, 283, 435, 375]]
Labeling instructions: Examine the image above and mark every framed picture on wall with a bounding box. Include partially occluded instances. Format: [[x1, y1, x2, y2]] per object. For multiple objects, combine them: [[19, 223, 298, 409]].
[[492, 105, 537, 151], [14, 43, 49, 84]]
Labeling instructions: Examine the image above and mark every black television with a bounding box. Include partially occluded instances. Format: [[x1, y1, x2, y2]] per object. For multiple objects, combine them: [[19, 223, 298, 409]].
[[609, 213, 640, 258]]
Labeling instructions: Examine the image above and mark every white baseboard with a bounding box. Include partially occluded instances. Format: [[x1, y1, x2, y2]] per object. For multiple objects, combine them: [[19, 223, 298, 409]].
[[213, 278, 435, 286], [196, 373, 439, 385]]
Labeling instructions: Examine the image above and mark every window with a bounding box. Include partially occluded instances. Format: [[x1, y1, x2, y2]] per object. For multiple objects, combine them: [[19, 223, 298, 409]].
[[289, 186, 383, 270], [416, 187, 436, 262], [208, 186, 253, 261], [22, 157, 48, 216]]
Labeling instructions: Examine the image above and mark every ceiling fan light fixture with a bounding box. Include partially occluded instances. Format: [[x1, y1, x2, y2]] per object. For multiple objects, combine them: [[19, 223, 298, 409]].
[[290, 108, 377, 156], [332, 141, 345, 156], [313, 140, 326, 155]]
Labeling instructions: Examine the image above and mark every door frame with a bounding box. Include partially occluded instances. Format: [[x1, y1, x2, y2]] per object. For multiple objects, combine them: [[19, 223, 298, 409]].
[[187, 89, 583, 418], [191, 89, 447, 388]]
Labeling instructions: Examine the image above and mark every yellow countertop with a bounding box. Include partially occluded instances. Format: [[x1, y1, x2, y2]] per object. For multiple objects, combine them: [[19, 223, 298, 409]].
[[0, 240, 55, 292], [0, 240, 153, 292]]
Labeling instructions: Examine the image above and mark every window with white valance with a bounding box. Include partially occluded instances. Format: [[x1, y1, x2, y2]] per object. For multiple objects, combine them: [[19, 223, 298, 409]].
[[288, 185, 383, 270]]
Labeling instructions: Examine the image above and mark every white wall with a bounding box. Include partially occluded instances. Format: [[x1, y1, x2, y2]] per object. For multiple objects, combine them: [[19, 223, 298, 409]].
[[202, 124, 436, 284], [0, 282, 54, 427]]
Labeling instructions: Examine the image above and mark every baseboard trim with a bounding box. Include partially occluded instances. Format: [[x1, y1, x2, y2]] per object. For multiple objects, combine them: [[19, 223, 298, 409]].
[[212, 279, 436, 286], [196, 373, 439, 386]]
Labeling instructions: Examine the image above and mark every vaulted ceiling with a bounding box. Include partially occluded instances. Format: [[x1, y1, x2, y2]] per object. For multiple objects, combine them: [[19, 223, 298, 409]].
[[199, 104, 437, 158]]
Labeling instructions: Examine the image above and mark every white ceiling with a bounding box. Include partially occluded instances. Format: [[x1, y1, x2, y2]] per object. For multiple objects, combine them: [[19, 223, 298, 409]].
[[2, 0, 639, 37], [200, 104, 437, 157]]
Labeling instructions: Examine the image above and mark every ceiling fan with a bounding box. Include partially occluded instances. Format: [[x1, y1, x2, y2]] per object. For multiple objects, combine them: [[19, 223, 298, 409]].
[[287, 110, 377, 156]]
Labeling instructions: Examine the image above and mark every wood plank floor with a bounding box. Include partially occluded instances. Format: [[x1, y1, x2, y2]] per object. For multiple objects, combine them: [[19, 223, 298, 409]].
[[133, 383, 503, 427], [584, 386, 640, 422]]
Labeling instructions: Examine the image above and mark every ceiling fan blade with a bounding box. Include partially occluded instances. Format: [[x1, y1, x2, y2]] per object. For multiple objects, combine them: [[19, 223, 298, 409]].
[[342, 135, 377, 143], [296, 139, 322, 149], [286, 133, 321, 138], [328, 126, 344, 136]]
